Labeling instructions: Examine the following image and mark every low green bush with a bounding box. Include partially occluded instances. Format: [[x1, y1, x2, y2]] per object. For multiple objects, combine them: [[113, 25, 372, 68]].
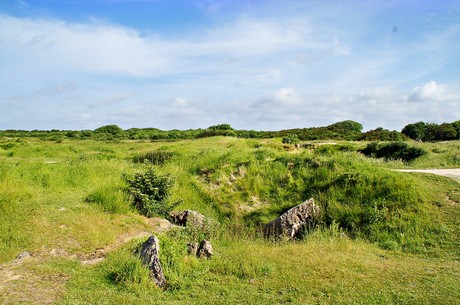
[[282, 134, 300, 144], [360, 141, 427, 162], [125, 168, 181, 217]]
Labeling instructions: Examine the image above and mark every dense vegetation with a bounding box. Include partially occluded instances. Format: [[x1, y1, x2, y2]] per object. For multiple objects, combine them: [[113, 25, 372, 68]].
[[2, 120, 459, 143], [360, 142, 427, 162], [402, 121, 460, 141], [0, 120, 457, 144], [125, 168, 180, 218], [0, 136, 459, 304]]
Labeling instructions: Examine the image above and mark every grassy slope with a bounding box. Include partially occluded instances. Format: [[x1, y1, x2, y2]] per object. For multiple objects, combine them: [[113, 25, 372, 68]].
[[409, 141, 460, 168], [0, 137, 459, 304]]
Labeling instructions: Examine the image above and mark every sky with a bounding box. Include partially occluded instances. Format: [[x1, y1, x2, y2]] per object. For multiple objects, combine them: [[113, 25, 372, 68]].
[[0, 0, 459, 131]]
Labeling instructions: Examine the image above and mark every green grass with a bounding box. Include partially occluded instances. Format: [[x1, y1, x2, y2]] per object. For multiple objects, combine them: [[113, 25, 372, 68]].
[[0, 137, 459, 304], [56, 235, 459, 304], [402, 140, 460, 168]]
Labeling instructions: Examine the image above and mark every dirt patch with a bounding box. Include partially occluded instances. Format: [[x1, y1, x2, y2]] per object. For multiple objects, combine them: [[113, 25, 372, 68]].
[[0, 225, 161, 304], [238, 196, 269, 213], [396, 169, 460, 182], [0, 262, 68, 305]]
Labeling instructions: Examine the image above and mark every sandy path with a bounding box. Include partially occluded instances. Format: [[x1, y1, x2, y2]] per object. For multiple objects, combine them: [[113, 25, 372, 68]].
[[396, 168, 460, 181]]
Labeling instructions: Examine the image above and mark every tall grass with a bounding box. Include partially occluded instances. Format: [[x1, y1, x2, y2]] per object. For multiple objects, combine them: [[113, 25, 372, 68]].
[[168, 140, 446, 252], [0, 137, 456, 261], [408, 140, 460, 168], [0, 139, 147, 262], [60, 230, 460, 305]]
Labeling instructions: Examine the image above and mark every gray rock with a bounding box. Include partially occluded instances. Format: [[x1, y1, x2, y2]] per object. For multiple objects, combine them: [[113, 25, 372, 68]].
[[148, 217, 182, 233], [197, 240, 213, 259], [14, 251, 31, 264], [187, 242, 199, 256], [169, 210, 206, 228], [263, 198, 320, 239], [139, 235, 167, 288]]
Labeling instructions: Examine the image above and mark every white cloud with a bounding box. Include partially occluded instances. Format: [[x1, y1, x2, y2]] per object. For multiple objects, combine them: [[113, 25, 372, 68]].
[[407, 81, 458, 102], [0, 15, 170, 76], [252, 87, 302, 109], [172, 97, 189, 108], [0, 14, 344, 80], [229, 82, 460, 131]]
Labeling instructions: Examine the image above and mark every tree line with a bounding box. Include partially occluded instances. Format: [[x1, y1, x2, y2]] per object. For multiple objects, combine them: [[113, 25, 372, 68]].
[[1, 120, 459, 142]]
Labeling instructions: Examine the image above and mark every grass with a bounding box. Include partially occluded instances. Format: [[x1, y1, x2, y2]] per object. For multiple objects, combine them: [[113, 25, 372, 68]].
[[400, 140, 460, 168], [55, 235, 460, 304], [0, 136, 459, 304]]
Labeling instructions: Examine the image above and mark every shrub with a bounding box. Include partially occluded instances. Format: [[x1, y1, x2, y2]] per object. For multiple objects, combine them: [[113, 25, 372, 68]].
[[360, 142, 427, 162], [208, 124, 234, 131], [125, 168, 181, 217], [358, 127, 405, 141], [282, 134, 300, 144], [402, 121, 426, 141], [132, 150, 174, 165], [434, 123, 457, 141], [94, 125, 124, 139]]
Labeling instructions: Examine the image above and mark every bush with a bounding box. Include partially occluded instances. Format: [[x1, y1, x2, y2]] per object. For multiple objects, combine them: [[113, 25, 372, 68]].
[[360, 142, 427, 162], [94, 125, 124, 138], [358, 127, 405, 141], [125, 168, 181, 217], [132, 150, 174, 165], [434, 123, 458, 141], [208, 124, 234, 131], [282, 134, 300, 144]]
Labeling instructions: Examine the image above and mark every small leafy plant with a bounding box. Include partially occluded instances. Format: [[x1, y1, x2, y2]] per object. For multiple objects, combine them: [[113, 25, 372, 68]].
[[125, 168, 181, 217], [282, 134, 300, 144]]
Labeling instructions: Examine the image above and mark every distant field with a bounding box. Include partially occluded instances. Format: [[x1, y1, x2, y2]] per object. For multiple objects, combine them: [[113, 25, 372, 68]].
[[1, 137, 459, 304]]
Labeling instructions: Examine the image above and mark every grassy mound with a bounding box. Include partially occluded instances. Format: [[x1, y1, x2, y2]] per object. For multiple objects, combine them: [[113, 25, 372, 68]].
[[170, 140, 445, 252]]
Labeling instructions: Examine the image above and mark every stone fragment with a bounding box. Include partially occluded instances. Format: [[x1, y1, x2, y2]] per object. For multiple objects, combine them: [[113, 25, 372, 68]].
[[197, 240, 213, 259], [148, 217, 182, 233], [139, 235, 167, 288], [187, 242, 199, 256], [169, 210, 206, 228], [263, 198, 320, 239], [14, 251, 31, 264]]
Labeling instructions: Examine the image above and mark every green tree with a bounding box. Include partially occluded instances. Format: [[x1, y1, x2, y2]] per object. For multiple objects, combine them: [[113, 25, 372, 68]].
[[327, 120, 363, 133], [208, 124, 233, 131], [402, 122, 426, 141], [94, 125, 124, 137], [358, 127, 405, 141], [451, 120, 460, 139], [423, 123, 438, 142], [434, 123, 457, 141]]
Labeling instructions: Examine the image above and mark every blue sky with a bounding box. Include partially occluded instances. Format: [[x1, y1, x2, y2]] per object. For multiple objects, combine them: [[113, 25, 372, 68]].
[[1, 0, 459, 131]]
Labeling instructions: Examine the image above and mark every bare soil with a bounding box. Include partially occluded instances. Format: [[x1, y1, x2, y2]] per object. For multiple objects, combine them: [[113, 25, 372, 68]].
[[396, 168, 460, 182], [0, 219, 161, 305]]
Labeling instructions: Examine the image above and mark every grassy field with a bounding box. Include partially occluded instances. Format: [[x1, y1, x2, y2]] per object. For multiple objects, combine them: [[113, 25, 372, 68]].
[[0, 137, 459, 304]]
